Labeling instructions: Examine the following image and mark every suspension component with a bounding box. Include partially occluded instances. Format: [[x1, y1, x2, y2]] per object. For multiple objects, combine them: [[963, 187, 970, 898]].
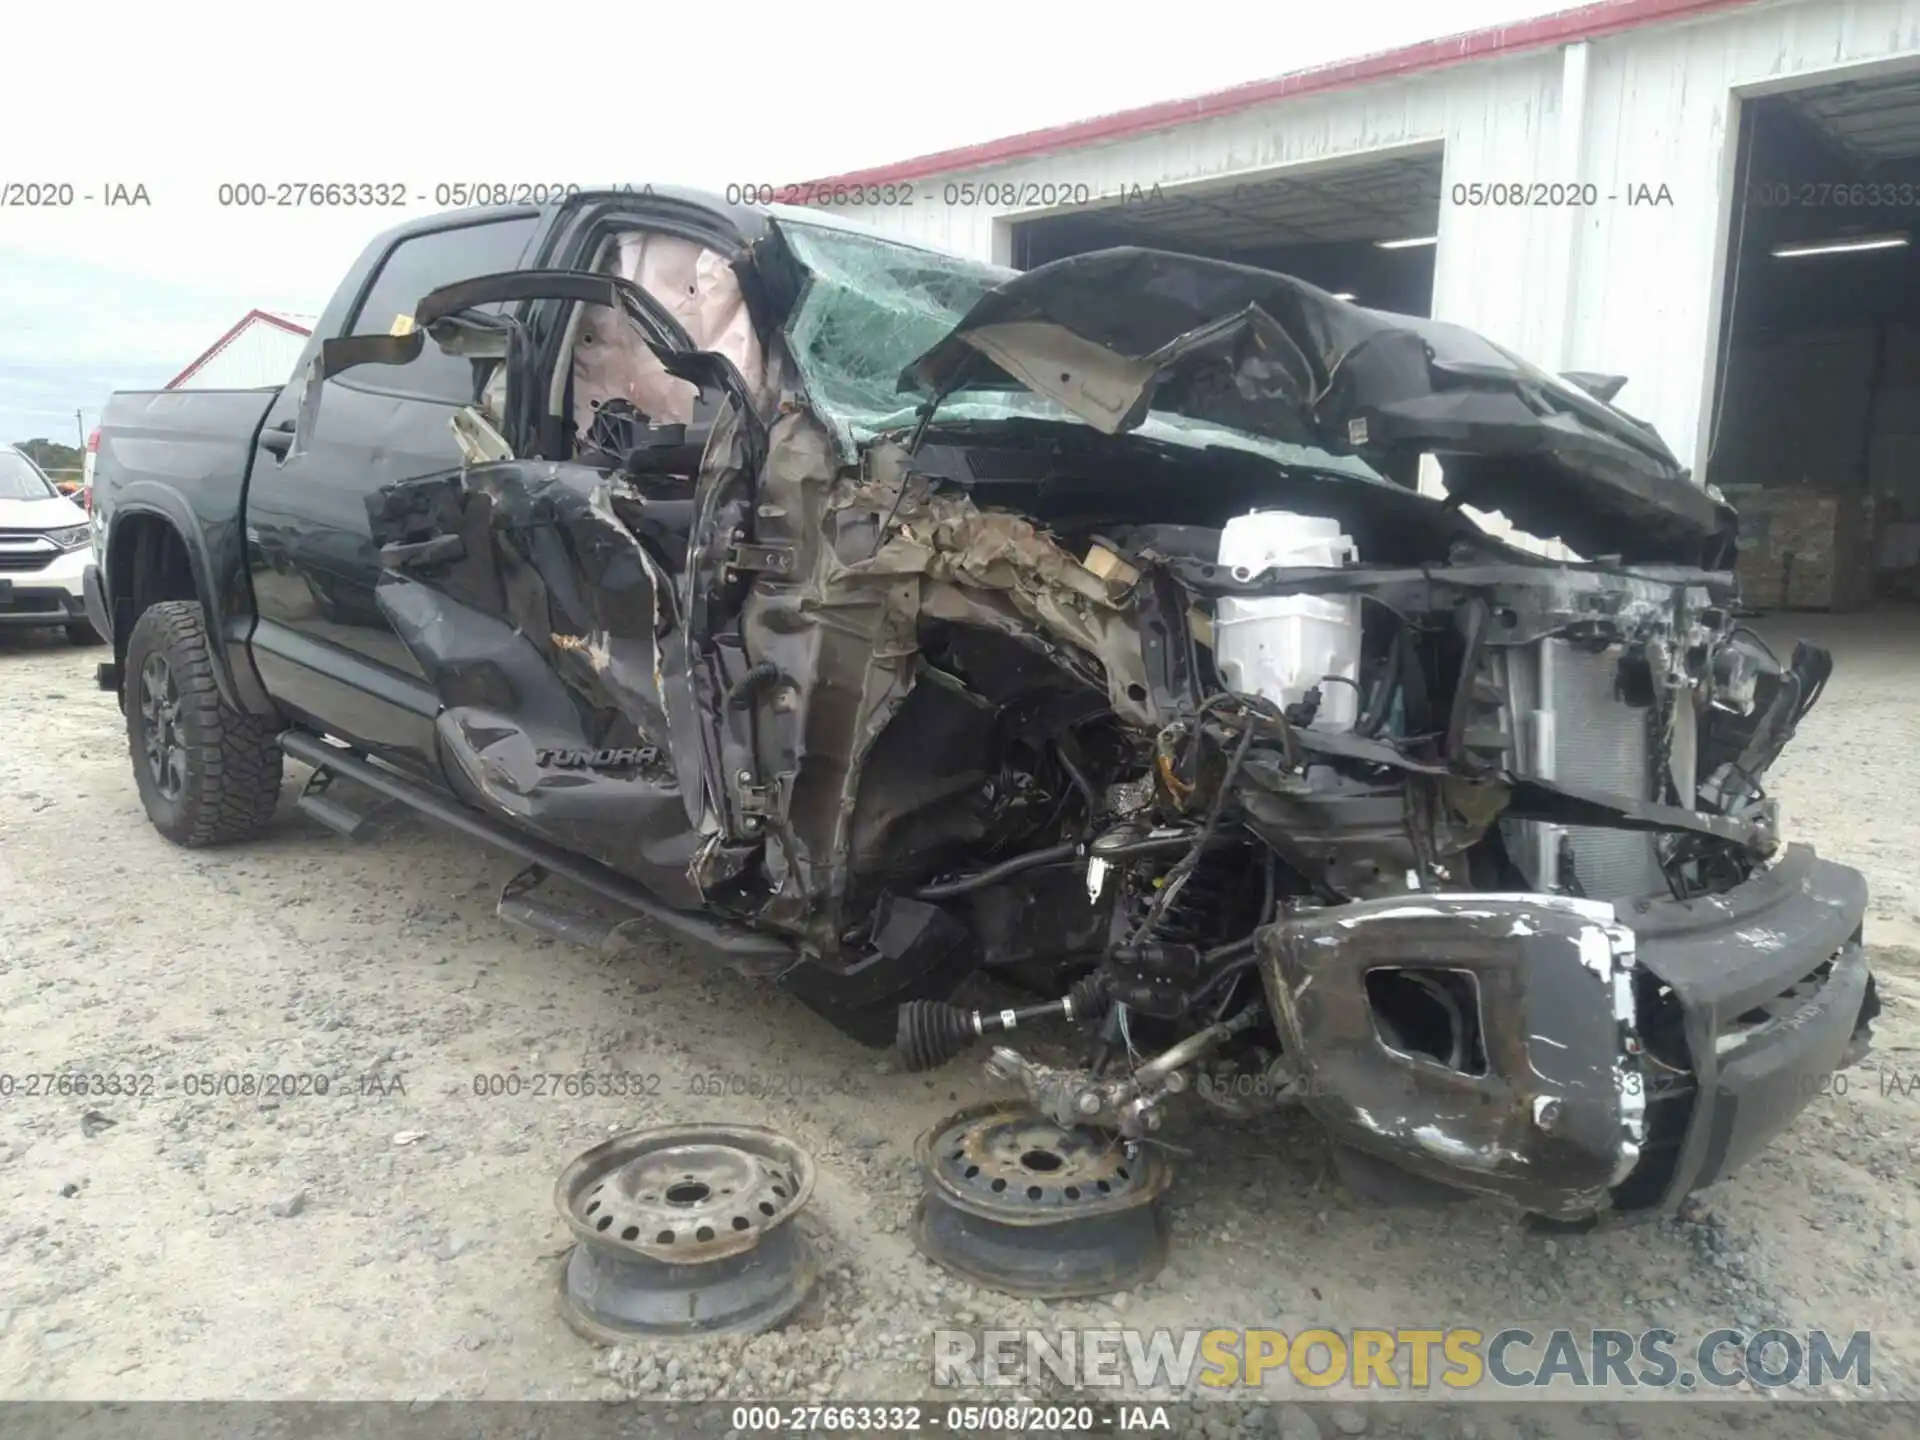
[[986, 1007, 1262, 1139], [897, 972, 1108, 1073], [1122, 840, 1246, 946]]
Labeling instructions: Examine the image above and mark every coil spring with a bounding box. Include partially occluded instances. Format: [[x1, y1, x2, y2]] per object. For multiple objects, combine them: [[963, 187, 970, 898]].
[[1126, 844, 1244, 946]]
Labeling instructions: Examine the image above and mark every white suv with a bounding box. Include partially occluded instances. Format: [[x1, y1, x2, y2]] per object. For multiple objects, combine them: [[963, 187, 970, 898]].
[[0, 445, 100, 644]]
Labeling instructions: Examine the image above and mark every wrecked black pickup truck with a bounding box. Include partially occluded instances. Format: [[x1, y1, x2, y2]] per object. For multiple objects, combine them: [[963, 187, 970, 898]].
[[88, 189, 1876, 1222]]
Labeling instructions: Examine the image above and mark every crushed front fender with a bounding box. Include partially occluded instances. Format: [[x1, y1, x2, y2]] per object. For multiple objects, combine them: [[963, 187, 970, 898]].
[[1256, 846, 1875, 1219], [1257, 893, 1648, 1220]]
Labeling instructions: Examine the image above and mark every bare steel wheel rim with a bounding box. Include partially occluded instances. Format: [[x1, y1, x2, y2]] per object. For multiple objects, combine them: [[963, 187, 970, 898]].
[[911, 1101, 1171, 1299], [138, 651, 186, 801], [921, 1100, 1166, 1222], [553, 1124, 817, 1340]]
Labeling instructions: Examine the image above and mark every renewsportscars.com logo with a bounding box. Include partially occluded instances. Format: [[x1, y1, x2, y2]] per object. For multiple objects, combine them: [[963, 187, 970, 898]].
[[932, 1327, 1872, 1393]]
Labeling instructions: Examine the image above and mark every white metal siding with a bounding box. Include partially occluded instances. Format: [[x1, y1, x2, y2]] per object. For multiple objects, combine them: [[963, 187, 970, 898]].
[[822, 0, 1920, 475], [1577, 0, 1920, 471], [171, 319, 309, 391]]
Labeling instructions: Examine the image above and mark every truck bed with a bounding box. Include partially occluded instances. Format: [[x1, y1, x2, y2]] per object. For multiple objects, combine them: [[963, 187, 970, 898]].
[[95, 388, 281, 508]]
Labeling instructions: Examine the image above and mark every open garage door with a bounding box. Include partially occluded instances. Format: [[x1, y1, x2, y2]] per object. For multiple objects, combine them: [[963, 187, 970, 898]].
[[1708, 63, 1920, 613], [1007, 146, 1443, 316]]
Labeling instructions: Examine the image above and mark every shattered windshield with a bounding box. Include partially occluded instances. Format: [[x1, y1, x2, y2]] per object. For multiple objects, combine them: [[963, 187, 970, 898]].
[[772, 218, 1384, 483]]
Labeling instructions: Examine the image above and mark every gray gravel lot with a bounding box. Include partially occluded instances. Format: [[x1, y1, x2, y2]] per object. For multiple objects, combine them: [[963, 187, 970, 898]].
[[2, 610, 1917, 1436]]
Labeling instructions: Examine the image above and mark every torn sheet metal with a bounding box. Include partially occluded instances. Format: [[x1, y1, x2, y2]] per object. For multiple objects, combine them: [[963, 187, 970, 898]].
[[900, 247, 1735, 565], [365, 459, 711, 908], [710, 414, 1147, 944], [848, 442, 1155, 726], [1257, 893, 1647, 1218]]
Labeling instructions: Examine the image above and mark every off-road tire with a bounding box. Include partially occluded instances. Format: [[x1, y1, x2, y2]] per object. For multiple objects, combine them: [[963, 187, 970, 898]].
[[124, 601, 283, 846]]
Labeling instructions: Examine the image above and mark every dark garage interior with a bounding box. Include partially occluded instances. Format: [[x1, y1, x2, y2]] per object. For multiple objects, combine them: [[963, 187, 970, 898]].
[[1708, 66, 1920, 611]]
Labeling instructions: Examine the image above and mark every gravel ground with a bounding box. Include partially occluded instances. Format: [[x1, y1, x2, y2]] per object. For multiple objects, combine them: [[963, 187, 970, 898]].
[[2, 610, 1918, 1437]]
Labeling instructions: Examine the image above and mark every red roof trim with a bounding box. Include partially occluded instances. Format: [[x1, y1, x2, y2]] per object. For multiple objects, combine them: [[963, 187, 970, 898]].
[[799, 0, 1759, 189], [252, 310, 315, 337], [164, 308, 315, 390]]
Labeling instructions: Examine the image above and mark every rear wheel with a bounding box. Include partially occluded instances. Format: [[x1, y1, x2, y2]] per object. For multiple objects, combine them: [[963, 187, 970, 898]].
[[124, 601, 284, 845]]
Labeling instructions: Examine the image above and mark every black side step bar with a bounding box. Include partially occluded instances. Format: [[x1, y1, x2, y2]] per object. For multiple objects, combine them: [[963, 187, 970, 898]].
[[277, 730, 794, 969], [294, 765, 392, 839]]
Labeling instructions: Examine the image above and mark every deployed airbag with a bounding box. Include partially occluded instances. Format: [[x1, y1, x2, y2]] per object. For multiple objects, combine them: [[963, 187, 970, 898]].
[[574, 232, 768, 435]]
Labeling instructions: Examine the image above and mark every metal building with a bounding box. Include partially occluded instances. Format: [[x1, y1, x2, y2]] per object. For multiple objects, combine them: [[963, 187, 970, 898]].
[[810, 0, 1920, 596], [166, 310, 315, 391]]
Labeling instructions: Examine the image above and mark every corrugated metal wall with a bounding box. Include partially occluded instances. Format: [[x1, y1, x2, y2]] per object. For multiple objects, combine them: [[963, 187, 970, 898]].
[[821, 0, 1920, 475]]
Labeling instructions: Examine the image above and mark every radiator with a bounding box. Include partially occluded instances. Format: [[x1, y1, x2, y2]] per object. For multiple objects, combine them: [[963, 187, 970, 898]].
[[1507, 639, 1665, 901]]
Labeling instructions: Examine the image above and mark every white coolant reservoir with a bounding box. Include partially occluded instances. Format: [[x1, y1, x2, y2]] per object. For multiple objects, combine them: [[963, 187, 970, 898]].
[[1213, 511, 1361, 730]]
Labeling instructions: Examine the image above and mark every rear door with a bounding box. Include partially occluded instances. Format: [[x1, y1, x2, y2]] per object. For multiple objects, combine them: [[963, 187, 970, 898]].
[[245, 210, 539, 767]]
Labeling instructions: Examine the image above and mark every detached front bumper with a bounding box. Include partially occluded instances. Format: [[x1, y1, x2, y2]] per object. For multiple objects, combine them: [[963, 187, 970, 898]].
[[1256, 844, 1873, 1219]]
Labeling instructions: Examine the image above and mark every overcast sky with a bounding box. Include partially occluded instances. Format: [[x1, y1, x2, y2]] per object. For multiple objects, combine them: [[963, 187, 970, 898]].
[[1, 0, 1566, 444]]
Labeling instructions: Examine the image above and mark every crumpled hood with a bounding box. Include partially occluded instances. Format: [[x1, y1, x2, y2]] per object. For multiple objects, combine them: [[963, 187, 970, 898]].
[[900, 248, 1734, 565]]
